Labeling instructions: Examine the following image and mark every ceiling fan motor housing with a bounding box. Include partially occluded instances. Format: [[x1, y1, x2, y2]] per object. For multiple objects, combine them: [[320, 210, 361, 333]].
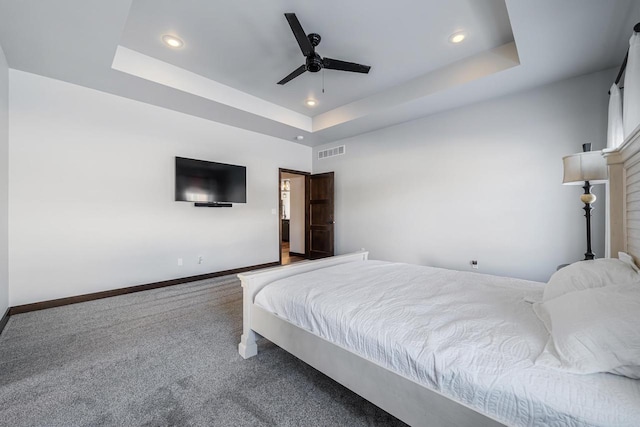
[[306, 53, 323, 72]]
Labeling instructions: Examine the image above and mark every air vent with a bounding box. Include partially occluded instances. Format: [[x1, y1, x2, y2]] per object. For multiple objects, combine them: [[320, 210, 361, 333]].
[[318, 145, 346, 160]]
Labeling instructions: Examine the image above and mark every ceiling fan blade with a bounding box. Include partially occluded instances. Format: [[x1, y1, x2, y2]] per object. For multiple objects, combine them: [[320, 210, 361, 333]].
[[322, 57, 371, 74], [284, 13, 313, 57], [277, 64, 307, 85]]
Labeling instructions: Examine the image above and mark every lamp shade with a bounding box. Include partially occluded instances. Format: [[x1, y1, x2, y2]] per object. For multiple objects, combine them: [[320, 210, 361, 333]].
[[562, 151, 608, 185]]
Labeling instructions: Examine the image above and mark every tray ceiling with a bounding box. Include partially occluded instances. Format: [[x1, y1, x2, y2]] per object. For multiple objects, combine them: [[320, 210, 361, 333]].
[[0, 0, 638, 146]]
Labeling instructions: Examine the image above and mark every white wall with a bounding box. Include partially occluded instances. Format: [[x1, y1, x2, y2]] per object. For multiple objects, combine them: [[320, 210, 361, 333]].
[[313, 69, 614, 282], [9, 70, 311, 306], [0, 44, 8, 315], [289, 175, 305, 254]]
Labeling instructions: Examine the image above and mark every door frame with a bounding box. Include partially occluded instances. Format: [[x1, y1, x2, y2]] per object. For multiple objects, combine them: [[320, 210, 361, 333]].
[[278, 168, 310, 265]]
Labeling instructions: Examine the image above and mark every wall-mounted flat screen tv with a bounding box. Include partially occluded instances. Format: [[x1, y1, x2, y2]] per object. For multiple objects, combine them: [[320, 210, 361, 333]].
[[175, 157, 247, 204]]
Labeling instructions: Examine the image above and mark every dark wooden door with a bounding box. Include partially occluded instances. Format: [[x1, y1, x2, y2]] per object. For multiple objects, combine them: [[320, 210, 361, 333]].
[[307, 172, 335, 259]]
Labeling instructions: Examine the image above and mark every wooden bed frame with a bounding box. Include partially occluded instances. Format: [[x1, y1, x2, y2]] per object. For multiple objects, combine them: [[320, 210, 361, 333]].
[[238, 253, 502, 426], [238, 127, 640, 427]]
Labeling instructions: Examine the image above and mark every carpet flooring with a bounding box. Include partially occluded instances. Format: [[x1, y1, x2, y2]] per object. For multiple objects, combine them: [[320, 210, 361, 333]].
[[0, 275, 406, 426]]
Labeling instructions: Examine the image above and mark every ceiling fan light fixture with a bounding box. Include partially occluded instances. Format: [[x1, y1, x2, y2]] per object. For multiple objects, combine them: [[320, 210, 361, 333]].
[[449, 31, 466, 44], [305, 99, 317, 107], [162, 34, 184, 48]]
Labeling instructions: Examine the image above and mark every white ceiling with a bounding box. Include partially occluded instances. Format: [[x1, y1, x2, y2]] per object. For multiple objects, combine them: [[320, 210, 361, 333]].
[[120, 0, 514, 115], [0, 0, 638, 146]]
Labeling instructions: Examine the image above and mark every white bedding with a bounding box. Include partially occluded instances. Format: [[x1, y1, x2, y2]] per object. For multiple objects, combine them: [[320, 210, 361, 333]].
[[254, 260, 640, 427]]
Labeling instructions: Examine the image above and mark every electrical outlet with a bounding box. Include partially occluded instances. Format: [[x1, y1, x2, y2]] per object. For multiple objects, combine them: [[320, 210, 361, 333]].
[[177, 258, 183, 266], [471, 260, 478, 269], [198, 256, 204, 264]]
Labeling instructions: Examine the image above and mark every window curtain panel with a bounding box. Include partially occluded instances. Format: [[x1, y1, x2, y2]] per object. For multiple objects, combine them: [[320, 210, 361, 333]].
[[623, 32, 640, 138], [608, 83, 624, 149]]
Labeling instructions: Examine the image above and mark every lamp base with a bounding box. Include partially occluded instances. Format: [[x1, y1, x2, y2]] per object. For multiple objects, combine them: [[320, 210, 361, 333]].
[[582, 181, 595, 261]]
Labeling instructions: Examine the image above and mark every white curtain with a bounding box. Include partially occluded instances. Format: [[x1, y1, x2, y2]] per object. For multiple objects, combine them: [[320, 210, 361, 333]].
[[623, 32, 640, 138], [608, 83, 624, 148]]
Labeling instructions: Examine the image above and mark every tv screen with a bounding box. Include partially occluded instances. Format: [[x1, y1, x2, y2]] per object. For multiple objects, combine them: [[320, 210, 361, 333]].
[[175, 157, 246, 203]]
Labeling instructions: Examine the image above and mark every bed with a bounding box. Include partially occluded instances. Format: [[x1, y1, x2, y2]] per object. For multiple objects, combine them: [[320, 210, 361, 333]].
[[238, 128, 640, 426]]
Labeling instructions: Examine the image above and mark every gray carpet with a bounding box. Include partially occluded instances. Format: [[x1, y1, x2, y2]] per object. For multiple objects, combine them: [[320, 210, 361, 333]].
[[0, 275, 407, 426]]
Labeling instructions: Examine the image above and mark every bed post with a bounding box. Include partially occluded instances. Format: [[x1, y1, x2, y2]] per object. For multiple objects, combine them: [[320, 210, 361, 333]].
[[238, 277, 258, 359], [606, 159, 625, 257]]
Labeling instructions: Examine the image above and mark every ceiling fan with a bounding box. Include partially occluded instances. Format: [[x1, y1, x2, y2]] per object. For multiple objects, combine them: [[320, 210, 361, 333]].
[[277, 13, 371, 85]]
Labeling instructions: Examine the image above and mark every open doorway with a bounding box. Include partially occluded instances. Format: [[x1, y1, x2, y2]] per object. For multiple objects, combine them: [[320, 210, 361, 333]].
[[279, 169, 308, 265]]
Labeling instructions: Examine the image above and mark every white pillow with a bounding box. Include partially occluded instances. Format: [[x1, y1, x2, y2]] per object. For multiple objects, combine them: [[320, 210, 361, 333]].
[[618, 251, 640, 272], [534, 283, 640, 378], [543, 258, 640, 302]]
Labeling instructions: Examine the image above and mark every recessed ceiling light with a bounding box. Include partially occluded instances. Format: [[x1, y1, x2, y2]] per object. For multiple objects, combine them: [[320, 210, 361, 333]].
[[162, 34, 184, 48], [449, 31, 466, 44], [296, 135, 304, 141], [305, 99, 317, 107]]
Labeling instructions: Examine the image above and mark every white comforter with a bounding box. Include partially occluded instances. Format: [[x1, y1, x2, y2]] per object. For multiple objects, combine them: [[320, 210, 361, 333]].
[[254, 260, 640, 427]]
